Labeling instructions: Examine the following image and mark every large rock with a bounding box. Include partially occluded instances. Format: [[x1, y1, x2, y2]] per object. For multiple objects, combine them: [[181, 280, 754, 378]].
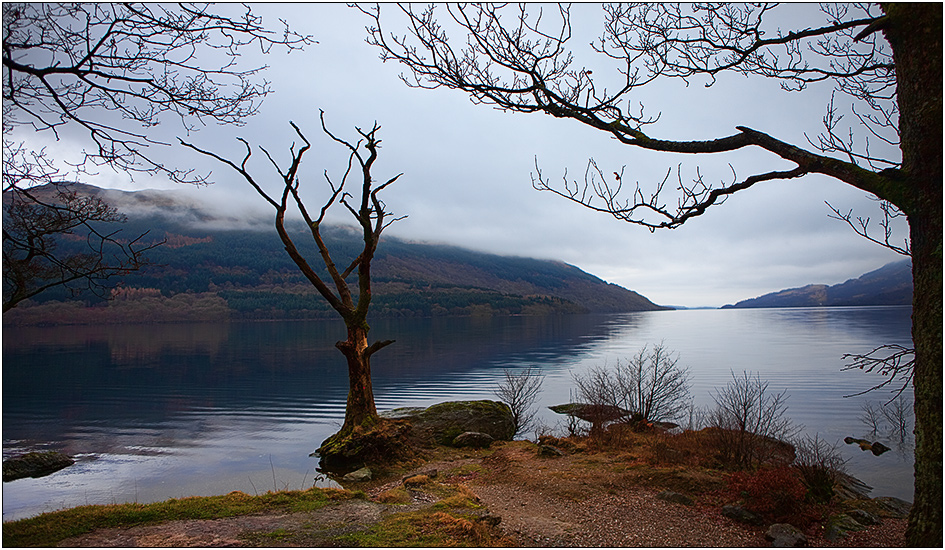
[[722, 504, 763, 526], [766, 523, 807, 547], [834, 472, 873, 500], [538, 444, 565, 458], [825, 513, 868, 541], [848, 508, 880, 526], [342, 467, 373, 483], [382, 401, 515, 445], [3, 451, 74, 482], [871, 496, 912, 519]]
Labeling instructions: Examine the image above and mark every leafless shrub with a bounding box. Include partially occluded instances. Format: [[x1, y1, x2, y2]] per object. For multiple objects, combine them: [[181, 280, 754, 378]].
[[533, 419, 557, 440], [860, 401, 884, 435], [681, 401, 707, 432], [564, 416, 586, 438], [707, 371, 799, 469], [880, 395, 913, 444], [493, 367, 545, 439], [793, 434, 847, 504], [571, 365, 624, 434], [858, 396, 914, 454], [621, 343, 692, 423], [572, 343, 692, 428]]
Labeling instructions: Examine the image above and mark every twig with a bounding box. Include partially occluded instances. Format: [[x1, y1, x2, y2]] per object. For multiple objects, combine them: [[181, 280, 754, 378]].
[[300, 469, 310, 490]]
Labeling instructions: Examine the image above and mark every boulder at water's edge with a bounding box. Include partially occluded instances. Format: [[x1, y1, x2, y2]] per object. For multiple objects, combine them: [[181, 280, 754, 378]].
[[382, 400, 515, 445], [3, 451, 74, 481]]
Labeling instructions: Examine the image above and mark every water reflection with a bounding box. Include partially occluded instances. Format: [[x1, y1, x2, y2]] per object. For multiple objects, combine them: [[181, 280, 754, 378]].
[[3, 307, 913, 521]]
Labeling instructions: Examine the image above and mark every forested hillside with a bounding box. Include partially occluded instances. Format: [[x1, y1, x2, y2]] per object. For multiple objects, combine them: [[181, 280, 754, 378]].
[[4, 184, 666, 324]]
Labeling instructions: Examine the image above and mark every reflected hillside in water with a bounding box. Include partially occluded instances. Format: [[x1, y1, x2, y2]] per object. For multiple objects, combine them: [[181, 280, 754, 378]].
[[3, 315, 637, 451], [3, 307, 915, 522]]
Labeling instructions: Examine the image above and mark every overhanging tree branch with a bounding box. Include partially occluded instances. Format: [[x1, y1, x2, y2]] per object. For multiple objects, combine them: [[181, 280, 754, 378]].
[[3, 3, 314, 184]]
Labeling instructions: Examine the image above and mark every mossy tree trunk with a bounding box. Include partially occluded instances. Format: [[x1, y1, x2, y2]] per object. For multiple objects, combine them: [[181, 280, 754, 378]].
[[884, 4, 943, 545], [334, 321, 393, 436]]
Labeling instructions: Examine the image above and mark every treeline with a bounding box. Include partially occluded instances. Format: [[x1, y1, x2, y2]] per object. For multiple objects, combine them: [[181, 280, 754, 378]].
[[4, 293, 231, 325], [212, 286, 586, 320], [4, 285, 587, 325]]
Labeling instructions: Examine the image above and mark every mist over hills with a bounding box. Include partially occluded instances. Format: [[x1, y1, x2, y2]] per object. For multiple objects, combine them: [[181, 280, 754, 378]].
[[721, 259, 912, 309], [7, 183, 666, 323]]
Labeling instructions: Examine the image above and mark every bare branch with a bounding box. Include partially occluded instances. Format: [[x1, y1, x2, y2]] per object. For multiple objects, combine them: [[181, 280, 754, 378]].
[[3, 3, 314, 184], [825, 199, 911, 257], [842, 344, 915, 401], [363, 3, 904, 224], [2, 172, 162, 311]]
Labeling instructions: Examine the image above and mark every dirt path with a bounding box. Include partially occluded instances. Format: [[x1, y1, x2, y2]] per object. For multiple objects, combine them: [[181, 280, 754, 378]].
[[56, 441, 906, 547], [59, 500, 405, 547]]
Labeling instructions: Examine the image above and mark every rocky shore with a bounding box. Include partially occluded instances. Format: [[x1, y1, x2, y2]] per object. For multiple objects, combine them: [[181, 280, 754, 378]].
[[5, 401, 910, 547]]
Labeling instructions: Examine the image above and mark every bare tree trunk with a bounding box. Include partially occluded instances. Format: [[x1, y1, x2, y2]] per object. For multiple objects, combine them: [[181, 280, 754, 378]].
[[335, 324, 379, 435], [884, 4, 943, 545]]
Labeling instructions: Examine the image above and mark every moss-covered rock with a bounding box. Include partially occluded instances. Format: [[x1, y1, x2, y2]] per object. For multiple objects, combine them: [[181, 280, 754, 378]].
[[824, 513, 868, 541], [315, 419, 416, 472], [316, 401, 514, 472], [382, 400, 515, 445]]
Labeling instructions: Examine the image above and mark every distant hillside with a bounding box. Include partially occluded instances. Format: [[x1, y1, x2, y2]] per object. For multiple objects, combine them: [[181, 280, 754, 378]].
[[722, 260, 912, 309], [5, 184, 667, 324]]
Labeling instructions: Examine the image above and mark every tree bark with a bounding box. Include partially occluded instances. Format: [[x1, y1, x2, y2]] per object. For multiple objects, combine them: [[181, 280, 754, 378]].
[[335, 324, 379, 435], [883, 3, 943, 546]]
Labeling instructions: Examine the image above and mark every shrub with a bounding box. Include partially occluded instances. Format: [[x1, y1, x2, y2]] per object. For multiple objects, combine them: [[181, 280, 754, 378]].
[[493, 367, 544, 438], [572, 342, 692, 427], [707, 371, 798, 469], [793, 434, 846, 504], [728, 466, 807, 522]]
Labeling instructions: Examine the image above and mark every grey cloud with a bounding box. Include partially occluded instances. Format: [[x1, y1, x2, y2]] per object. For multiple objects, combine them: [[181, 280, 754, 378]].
[[57, 4, 907, 308]]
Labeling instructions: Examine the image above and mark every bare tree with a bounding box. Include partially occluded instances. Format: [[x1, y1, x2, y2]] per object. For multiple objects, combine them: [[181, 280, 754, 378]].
[[181, 112, 404, 458], [619, 342, 691, 423], [707, 371, 798, 470], [361, 4, 940, 543], [2, 3, 312, 309], [572, 343, 691, 427], [493, 367, 545, 438]]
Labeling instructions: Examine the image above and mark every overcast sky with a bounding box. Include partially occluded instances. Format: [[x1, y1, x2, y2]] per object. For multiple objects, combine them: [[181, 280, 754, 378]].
[[22, 4, 908, 307]]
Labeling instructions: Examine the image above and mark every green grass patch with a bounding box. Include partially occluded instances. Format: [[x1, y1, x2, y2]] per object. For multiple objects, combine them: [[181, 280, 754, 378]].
[[3, 487, 354, 547], [334, 509, 501, 547]]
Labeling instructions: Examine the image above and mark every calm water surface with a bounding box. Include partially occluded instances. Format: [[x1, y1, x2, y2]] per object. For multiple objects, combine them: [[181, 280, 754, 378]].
[[2, 306, 914, 520]]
